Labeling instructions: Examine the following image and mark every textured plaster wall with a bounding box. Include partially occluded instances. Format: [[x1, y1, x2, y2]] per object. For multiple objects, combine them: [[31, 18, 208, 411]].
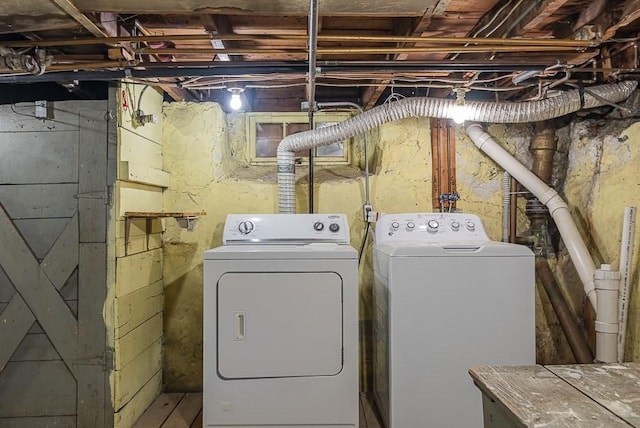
[[560, 118, 640, 361], [161, 100, 640, 391]]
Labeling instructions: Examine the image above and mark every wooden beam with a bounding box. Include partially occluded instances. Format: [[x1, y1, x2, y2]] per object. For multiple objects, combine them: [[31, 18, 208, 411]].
[[603, 0, 640, 40], [49, 0, 107, 38], [200, 14, 238, 62], [362, 15, 431, 109], [519, 0, 572, 34], [573, 0, 607, 32]]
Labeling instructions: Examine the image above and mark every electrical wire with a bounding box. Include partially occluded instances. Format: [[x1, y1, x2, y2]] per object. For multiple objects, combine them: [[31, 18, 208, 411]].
[[358, 221, 371, 265]]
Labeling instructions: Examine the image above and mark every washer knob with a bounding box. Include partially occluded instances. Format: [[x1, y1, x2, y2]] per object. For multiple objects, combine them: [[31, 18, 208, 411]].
[[313, 221, 324, 231], [427, 220, 440, 233], [238, 220, 255, 235], [406, 221, 415, 230], [465, 221, 476, 231], [391, 221, 400, 230], [450, 221, 460, 231], [329, 223, 340, 232]]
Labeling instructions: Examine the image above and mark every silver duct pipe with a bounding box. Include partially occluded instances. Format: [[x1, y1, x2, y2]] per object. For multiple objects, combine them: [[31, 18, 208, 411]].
[[277, 81, 636, 213]]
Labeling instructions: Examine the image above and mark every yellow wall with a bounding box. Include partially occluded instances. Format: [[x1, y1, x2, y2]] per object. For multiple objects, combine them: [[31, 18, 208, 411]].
[[161, 101, 640, 391], [561, 119, 640, 360], [110, 83, 166, 427]]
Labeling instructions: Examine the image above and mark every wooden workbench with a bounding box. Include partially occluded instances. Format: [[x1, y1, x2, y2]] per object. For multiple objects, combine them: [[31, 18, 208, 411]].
[[469, 363, 640, 427]]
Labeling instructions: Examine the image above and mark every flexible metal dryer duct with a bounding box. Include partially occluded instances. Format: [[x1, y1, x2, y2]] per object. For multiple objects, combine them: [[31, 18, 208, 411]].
[[277, 81, 636, 213]]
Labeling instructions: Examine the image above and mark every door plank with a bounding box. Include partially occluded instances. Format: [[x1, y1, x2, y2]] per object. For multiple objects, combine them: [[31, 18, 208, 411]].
[[77, 108, 110, 428], [0, 416, 76, 427], [0, 295, 35, 370], [78, 109, 108, 244], [0, 204, 78, 375], [0, 184, 77, 219], [0, 361, 76, 417], [41, 214, 79, 290], [0, 132, 79, 184], [13, 218, 70, 260], [10, 333, 60, 362], [161, 393, 203, 428]]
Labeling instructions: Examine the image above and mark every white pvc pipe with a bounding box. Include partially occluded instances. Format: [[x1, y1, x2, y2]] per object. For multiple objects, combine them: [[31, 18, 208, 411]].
[[465, 123, 597, 311], [595, 264, 620, 362], [617, 206, 636, 362]]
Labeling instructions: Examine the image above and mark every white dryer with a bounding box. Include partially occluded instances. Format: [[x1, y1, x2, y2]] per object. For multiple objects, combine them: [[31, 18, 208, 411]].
[[372, 212, 535, 428], [203, 213, 359, 428]]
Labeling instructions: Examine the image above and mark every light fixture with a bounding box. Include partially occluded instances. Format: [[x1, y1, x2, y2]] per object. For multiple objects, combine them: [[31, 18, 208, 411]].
[[451, 88, 468, 124], [227, 86, 244, 110]]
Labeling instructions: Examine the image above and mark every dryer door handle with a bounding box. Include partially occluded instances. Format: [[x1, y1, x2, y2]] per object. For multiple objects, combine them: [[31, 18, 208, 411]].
[[233, 311, 246, 341]]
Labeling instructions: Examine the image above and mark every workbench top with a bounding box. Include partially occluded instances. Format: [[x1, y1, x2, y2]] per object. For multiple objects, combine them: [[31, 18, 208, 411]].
[[469, 363, 640, 427]]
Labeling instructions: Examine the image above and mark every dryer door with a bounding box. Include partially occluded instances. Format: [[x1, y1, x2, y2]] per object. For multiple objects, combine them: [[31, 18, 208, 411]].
[[217, 271, 343, 379]]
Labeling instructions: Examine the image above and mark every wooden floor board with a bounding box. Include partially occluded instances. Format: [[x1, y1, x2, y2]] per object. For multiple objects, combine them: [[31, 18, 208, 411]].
[[133, 393, 184, 428], [137, 392, 379, 428], [161, 393, 202, 428]]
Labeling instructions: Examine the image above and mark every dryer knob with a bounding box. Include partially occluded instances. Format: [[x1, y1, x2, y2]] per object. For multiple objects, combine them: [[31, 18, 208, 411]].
[[450, 221, 460, 231], [391, 221, 400, 230], [329, 223, 340, 232], [406, 221, 415, 230], [238, 220, 255, 235], [465, 221, 476, 231], [313, 221, 325, 231], [427, 220, 439, 233]]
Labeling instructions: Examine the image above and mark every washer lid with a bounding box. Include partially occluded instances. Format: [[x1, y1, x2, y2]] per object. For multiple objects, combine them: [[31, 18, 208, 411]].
[[204, 243, 357, 260], [217, 272, 343, 379], [375, 241, 533, 257]]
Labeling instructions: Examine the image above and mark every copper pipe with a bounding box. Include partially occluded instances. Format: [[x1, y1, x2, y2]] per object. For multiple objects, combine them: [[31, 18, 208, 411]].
[[134, 45, 589, 55], [530, 122, 557, 186], [0, 34, 597, 49], [536, 258, 594, 363]]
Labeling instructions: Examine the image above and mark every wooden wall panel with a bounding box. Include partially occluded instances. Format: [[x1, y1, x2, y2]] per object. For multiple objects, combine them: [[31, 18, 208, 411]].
[[117, 182, 163, 218], [119, 128, 163, 170], [115, 313, 163, 370], [114, 280, 163, 339], [118, 84, 164, 144], [115, 249, 163, 297], [113, 370, 162, 428], [112, 339, 163, 411], [112, 82, 165, 425]]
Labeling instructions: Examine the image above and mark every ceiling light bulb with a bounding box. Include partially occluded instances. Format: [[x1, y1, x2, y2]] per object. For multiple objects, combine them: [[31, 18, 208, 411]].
[[229, 92, 242, 110], [451, 103, 467, 124]]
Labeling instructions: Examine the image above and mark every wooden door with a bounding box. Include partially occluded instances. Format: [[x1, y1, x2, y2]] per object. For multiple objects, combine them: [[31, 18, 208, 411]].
[[0, 101, 112, 427]]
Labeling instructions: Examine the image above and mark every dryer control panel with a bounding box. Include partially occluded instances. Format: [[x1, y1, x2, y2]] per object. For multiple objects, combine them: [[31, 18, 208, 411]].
[[223, 213, 350, 244], [375, 212, 490, 243]]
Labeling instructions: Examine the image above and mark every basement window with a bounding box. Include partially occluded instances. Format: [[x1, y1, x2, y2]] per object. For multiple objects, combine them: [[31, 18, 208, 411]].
[[247, 112, 352, 165]]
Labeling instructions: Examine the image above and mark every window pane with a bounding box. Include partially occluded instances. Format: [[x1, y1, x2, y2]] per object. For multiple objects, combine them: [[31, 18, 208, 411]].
[[317, 142, 344, 157], [286, 123, 311, 157], [255, 123, 283, 157]]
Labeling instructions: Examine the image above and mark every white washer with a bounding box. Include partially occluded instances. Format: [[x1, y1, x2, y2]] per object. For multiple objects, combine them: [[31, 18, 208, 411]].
[[204, 213, 359, 428], [372, 212, 535, 428]]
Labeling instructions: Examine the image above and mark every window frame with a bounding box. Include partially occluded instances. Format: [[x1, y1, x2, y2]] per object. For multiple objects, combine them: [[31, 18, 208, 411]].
[[246, 112, 352, 165]]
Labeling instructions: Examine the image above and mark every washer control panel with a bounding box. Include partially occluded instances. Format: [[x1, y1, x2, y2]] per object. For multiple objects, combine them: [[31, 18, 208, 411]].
[[223, 213, 350, 244], [375, 213, 489, 243]]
